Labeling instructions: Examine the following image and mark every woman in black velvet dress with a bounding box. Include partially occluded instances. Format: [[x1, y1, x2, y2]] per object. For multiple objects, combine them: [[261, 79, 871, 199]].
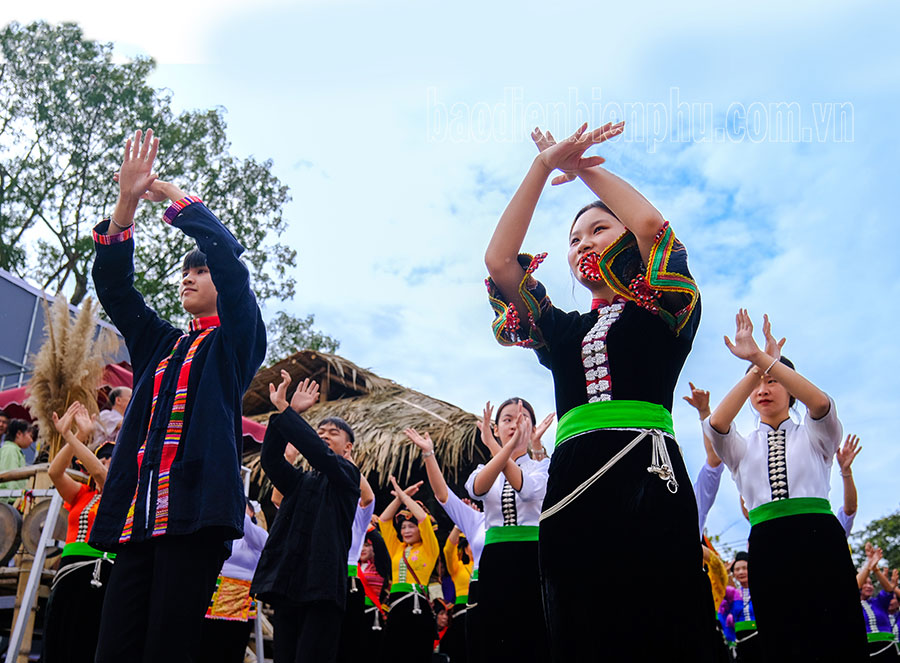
[[484, 122, 714, 662]]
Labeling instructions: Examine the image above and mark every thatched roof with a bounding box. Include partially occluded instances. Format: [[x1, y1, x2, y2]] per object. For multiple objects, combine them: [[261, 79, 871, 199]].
[[244, 352, 489, 504]]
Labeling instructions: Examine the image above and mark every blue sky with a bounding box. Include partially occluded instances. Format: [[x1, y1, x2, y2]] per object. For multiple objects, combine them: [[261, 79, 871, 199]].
[[4, 0, 899, 552]]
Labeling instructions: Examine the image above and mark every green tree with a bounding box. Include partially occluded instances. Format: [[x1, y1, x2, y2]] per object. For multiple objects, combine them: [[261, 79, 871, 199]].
[[852, 509, 900, 570], [265, 311, 340, 365], [0, 21, 295, 322]]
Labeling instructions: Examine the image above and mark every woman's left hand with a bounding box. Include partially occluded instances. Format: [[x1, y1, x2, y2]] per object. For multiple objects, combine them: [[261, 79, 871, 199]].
[[531, 412, 555, 447], [723, 309, 762, 362]]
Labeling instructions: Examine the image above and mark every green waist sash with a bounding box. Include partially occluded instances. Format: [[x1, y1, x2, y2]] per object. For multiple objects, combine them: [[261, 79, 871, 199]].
[[556, 400, 674, 447], [867, 632, 897, 643], [347, 564, 358, 578], [485, 525, 539, 545], [61, 541, 115, 560], [472, 569, 479, 581], [388, 582, 426, 595], [749, 497, 832, 527], [454, 595, 468, 605], [735, 620, 757, 633]]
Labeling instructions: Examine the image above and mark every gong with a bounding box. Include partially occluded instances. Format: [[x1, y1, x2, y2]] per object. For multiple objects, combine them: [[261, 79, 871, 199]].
[[22, 499, 69, 557], [0, 502, 22, 566]]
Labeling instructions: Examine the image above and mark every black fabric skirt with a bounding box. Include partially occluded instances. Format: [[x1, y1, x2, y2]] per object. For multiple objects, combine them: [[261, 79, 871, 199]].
[[868, 640, 900, 660], [463, 578, 482, 663], [477, 539, 549, 662], [378, 589, 436, 663], [539, 429, 717, 662], [41, 555, 113, 663], [438, 603, 468, 662], [748, 511, 868, 662], [735, 628, 763, 663], [337, 576, 367, 662]]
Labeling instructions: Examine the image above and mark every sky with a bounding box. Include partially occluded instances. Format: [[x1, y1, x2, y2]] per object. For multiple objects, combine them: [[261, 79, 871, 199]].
[[3, 0, 899, 552]]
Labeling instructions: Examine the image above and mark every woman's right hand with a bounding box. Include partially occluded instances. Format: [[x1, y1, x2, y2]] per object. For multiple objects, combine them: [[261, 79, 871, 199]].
[[682, 382, 711, 419], [762, 314, 786, 359], [404, 428, 435, 455]]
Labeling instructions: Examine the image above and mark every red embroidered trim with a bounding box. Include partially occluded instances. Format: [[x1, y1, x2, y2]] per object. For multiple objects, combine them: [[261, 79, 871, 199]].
[[190, 315, 220, 331], [163, 195, 203, 225], [93, 221, 134, 245], [118, 324, 217, 542]]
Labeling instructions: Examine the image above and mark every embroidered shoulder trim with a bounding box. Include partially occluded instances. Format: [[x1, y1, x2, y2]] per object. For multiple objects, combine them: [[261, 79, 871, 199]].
[[93, 219, 134, 245], [486, 252, 551, 348], [163, 195, 204, 225], [578, 222, 699, 335]]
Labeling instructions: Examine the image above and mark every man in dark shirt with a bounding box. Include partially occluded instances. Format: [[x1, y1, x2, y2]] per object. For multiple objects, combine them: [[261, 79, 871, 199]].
[[90, 129, 266, 662], [251, 371, 361, 663]]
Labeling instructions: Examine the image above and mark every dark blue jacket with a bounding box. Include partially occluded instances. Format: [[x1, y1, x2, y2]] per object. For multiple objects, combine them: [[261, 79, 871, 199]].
[[251, 409, 360, 608], [88, 200, 266, 550]]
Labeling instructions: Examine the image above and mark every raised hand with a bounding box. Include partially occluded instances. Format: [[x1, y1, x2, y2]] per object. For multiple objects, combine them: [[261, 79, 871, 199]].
[[51, 402, 80, 436], [534, 122, 624, 185], [865, 541, 875, 560], [479, 402, 501, 455], [268, 369, 292, 413], [404, 428, 435, 455], [404, 480, 424, 498], [762, 314, 786, 360], [117, 129, 159, 206], [873, 547, 884, 568], [531, 128, 576, 185], [836, 434, 861, 474], [532, 412, 555, 447], [723, 309, 762, 362], [511, 405, 532, 457], [71, 401, 95, 438], [290, 378, 320, 414], [682, 382, 711, 419]]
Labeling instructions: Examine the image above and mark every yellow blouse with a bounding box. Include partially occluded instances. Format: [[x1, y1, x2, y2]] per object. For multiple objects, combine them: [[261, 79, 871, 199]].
[[443, 537, 473, 603], [379, 516, 440, 592]]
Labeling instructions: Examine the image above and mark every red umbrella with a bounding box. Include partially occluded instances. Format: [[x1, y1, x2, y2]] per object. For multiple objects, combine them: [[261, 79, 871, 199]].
[[0, 363, 265, 443]]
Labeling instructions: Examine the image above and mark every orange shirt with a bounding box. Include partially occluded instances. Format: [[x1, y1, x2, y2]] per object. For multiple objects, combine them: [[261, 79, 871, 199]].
[[62, 484, 106, 557]]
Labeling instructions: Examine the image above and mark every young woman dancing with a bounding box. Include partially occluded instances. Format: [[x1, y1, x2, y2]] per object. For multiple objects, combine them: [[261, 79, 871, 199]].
[[703, 311, 867, 660], [485, 122, 712, 661], [463, 400, 550, 663]]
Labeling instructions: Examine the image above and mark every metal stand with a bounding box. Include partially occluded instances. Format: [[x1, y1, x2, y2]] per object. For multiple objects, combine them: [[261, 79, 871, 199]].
[[4, 490, 63, 663]]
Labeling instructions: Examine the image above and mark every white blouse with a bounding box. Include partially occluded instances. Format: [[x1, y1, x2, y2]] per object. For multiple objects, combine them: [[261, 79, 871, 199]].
[[465, 454, 549, 529], [347, 499, 376, 566], [702, 397, 842, 513], [437, 490, 486, 568]]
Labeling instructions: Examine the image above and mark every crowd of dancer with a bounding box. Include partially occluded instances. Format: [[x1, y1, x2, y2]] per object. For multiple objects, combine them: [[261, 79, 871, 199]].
[[24, 123, 896, 663]]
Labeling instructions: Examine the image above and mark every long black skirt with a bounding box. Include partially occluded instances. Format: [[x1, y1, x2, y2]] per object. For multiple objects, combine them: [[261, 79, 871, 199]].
[[438, 603, 468, 662], [463, 578, 481, 663], [337, 577, 366, 662], [378, 590, 436, 663], [41, 555, 113, 663], [735, 628, 763, 663], [749, 511, 867, 662], [868, 640, 900, 660], [540, 429, 716, 662], [477, 539, 549, 662]]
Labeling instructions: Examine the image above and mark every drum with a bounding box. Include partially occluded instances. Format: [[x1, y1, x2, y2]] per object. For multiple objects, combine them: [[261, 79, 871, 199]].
[[22, 499, 68, 558], [0, 502, 22, 565]]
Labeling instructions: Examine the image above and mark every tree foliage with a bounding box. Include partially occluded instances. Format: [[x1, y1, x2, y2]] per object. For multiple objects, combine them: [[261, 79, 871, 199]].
[[0, 21, 296, 323], [265, 311, 340, 365], [852, 508, 900, 571]]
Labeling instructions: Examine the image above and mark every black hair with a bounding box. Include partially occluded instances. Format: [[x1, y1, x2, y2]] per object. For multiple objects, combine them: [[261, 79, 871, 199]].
[[107, 387, 128, 408], [364, 528, 393, 591], [0, 409, 8, 419], [746, 356, 797, 408], [181, 247, 208, 273], [95, 442, 115, 461], [458, 536, 471, 565], [8, 419, 30, 439], [730, 551, 750, 573], [570, 199, 620, 233], [494, 398, 537, 426], [317, 416, 354, 444]]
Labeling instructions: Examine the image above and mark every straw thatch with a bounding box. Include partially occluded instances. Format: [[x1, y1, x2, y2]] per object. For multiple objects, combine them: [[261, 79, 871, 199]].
[[25, 296, 119, 458], [243, 352, 488, 501]]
